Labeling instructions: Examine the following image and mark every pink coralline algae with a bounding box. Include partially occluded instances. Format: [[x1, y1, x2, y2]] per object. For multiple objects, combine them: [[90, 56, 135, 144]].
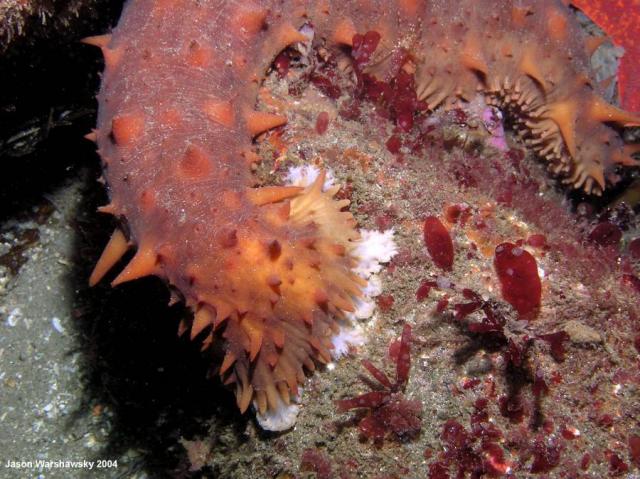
[[482, 107, 508, 152], [494, 243, 541, 317], [424, 216, 455, 271], [335, 324, 422, 443]]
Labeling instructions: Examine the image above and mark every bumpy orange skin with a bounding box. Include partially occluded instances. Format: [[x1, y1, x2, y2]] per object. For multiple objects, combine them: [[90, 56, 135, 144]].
[[92, 0, 638, 414]]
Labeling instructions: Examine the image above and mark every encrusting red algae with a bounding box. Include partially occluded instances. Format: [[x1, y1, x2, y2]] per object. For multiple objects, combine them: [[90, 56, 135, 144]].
[[82, 0, 640, 427]]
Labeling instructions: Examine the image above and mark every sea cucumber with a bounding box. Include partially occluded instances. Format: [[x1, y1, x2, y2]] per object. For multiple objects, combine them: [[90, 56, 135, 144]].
[[85, 0, 639, 425]]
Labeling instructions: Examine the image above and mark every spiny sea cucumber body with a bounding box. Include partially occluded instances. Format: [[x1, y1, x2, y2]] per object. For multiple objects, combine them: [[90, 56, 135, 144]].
[[88, 0, 639, 423]]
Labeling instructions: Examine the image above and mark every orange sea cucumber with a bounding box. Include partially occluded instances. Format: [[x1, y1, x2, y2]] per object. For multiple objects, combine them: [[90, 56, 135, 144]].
[[86, 0, 639, 427]]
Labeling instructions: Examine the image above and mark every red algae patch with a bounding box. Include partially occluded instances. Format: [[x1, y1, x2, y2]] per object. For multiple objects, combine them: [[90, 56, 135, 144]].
[[588, 221, 623, 247], [537, 331, 569, 362], [529, 436, 563, 473], [335, 324, 421, 444], [630, 434, 640, 467], [351, 31, 381, 66], [300, 448, 333, 479], [423, 216, 454, 271], [526, 233, 547, 249], [494, 242, 541, 317], [428, 412, 511, 477], [628, 237, 640, 259], [315, 111, 330, 135]]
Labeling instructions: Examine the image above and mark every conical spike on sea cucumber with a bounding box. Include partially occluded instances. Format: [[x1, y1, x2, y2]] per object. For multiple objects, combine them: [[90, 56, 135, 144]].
[[589, 96, 640, 126], [246, 186, 303, 206], [245, 111, 288, 136], [238, 383, 254, 413], [84, 130, 98, 142], [111, 244, 157, 286], [545, 100, 578, 158], [220, 351, 236, 375], [191, 307, 214, 339], [460, 37, 489, 77], [273, 23, 308, 50], [241, 315, 264, 362], [96, 203, 117, 215], [332, 18, 357, 46], [81, 34, 112, 48], [89, 228, 129, 286], [519, 49, 547, 93]]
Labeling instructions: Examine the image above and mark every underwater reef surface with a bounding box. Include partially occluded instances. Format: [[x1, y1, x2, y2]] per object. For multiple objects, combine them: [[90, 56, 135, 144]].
[[0, 1, 639, 478]]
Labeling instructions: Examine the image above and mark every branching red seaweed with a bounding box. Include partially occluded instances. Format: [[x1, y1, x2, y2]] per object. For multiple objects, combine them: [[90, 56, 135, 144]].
[[335, 324, 421, 444]]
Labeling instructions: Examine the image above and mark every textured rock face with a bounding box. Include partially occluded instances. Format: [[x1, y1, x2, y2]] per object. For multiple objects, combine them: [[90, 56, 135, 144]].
[[0, 0, 121, 222], [0, 0, 109, 53]]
